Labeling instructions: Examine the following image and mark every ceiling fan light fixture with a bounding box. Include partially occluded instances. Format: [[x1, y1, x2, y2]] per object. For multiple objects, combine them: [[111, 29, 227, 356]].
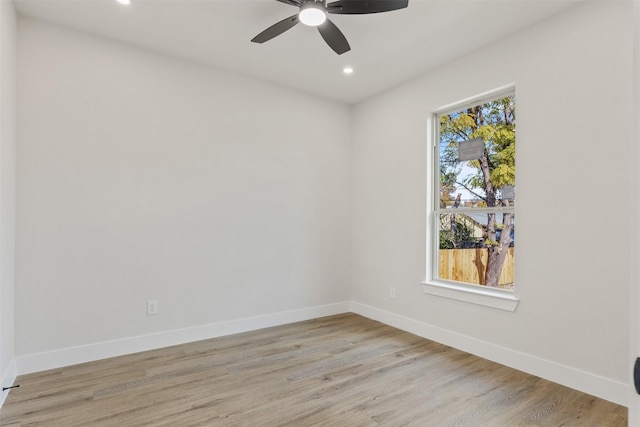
[[299, 3, 327, 27], [252, 0, 408, 54]]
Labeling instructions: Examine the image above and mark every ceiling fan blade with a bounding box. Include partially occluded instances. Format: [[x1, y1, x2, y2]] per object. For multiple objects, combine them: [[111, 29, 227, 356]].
[[317, 19, 350, 55], [251, 14, 300, 44], [274, 0, 301, 6], [327, 0, 408, 14]]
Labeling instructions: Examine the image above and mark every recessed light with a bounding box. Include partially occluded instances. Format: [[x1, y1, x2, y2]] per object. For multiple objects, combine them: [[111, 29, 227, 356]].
[[116, 0, 131, 5], [343, 67, 354, 75]]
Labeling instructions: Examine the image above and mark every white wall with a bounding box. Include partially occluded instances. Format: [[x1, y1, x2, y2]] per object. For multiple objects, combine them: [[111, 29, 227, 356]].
[[15, 18, 351, 365], [350, 1, 632, 405], [0, 0, 17, 400]]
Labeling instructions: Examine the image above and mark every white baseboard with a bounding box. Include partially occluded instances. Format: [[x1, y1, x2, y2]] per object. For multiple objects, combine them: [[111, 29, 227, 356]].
[[16, 301, 350, 376], [0, 358, 17, 409], [349, 301, 629, 407], [13, 300, 628, 408]]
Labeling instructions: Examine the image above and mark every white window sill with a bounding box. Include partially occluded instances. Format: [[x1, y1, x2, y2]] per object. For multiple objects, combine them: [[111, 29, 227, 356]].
[[422, 281, 519, 312]]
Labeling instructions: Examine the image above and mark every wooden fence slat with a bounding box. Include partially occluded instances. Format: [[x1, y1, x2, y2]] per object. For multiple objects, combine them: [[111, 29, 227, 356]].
[[438, 248, 514, 286]]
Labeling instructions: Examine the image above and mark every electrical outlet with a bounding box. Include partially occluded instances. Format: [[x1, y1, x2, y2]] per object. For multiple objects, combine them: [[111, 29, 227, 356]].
[[389, 287, 396, 299], [147, 299, 158, 315]]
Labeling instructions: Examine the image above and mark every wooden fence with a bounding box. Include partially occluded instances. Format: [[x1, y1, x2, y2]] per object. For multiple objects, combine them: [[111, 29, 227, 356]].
[[438, 248, 514, 287]]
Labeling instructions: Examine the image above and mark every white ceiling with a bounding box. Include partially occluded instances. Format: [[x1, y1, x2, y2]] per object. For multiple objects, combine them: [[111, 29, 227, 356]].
[[12, 0, 582, 104]]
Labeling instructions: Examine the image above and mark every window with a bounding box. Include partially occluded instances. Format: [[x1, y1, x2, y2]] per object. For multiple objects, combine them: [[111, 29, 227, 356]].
[[424, 87, 518, 311]]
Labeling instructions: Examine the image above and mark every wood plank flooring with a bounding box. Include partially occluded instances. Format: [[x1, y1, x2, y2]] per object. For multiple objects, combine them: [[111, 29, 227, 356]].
[[0, 313, 628, 426]]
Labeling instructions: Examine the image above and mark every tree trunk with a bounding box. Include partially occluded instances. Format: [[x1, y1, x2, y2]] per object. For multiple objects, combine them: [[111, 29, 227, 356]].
[[485, 209, 513, 287], [472, 105, 514, 288], [481, 149, 511, 287]]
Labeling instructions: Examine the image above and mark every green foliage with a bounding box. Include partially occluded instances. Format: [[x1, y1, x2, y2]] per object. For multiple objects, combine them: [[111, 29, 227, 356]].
[[484, 239, 499, 247], [439, 96, 516, 203], [439, 215, 477, 250]]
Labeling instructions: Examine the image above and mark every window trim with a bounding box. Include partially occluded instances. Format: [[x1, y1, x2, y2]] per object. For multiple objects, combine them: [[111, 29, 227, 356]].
[[424, 85, 519, 312], [422, 281, 519, 311]]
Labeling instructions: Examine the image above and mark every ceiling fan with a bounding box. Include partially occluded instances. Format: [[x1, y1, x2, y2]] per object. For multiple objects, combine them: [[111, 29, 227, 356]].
[[251, 0, 409, 55]]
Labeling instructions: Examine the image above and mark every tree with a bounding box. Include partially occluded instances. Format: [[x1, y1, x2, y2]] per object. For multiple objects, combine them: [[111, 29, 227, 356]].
[[439, 213, 476, 249], [439, 96, 515, 287]]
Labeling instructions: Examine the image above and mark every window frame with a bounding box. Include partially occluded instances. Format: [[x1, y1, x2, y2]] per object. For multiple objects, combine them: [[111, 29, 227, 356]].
[[422, 85, 519, 312]]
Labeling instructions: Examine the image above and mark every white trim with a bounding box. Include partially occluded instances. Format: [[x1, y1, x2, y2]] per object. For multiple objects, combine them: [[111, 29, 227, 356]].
[[350, 301, 628, 407], [12, 301, 628, 409], [16, 302, 350, 375], [422, 281, 519, 312], [0, 358, 17, 409], [435, 83, 516, 116]]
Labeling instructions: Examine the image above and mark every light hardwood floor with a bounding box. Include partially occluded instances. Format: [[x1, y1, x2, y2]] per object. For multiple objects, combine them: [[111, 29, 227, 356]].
[[0, 313, 627, 426]]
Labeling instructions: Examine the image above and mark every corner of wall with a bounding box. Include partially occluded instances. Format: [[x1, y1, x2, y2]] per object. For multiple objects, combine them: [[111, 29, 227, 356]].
[[0, 358, 17, 408], [0, 0, 18, 410]]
